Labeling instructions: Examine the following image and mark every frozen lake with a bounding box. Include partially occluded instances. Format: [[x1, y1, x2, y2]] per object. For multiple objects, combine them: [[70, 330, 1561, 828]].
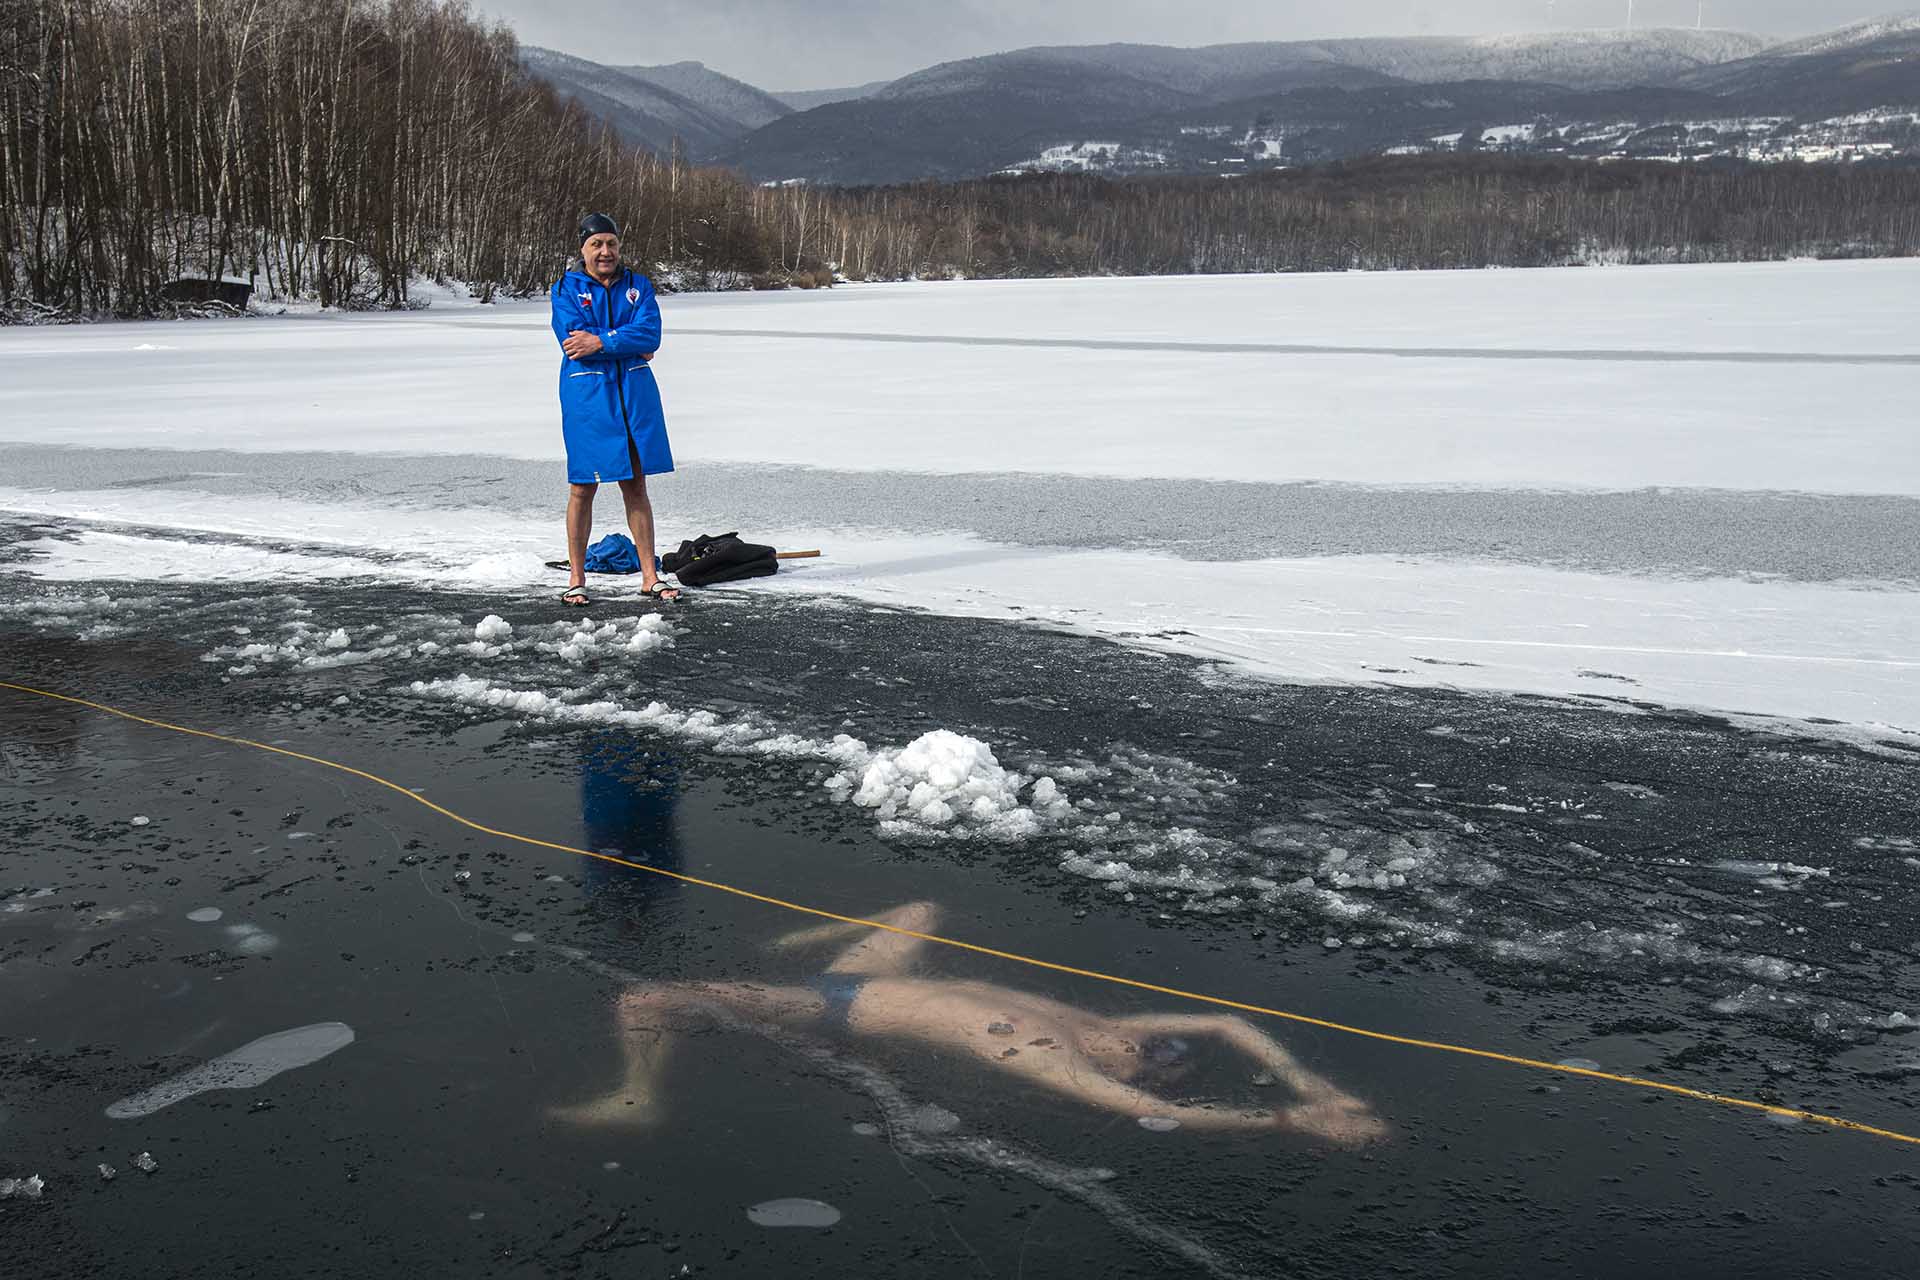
[[2, 260, 1916, 741], [6, 261, 1920, 1275]]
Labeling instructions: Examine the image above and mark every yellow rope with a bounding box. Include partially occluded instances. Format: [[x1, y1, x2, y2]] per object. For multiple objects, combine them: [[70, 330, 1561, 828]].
[[6, 678, 1915, 1149]]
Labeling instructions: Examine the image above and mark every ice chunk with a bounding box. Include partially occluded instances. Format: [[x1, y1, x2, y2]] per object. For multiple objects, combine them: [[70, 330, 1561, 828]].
[[908, 1103, 960, 1134], [836, 729, 1069, 841], [186, 907, 223, 923], [321, 628, 350, 650], [132, 1152, 157, 1173], [473, 615, 513, 642], [223, 923, 279, 954], [1137, 1116, 1182, 1132], [106, 1022, 355, 1118], [747, 1198, 842, 1228], [130, 815, 151, 827], [97, 1164, 116, 1181], [0, 1174, 45, 1199]]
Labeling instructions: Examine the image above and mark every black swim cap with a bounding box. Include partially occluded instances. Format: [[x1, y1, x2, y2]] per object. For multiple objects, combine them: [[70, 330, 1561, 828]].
[[578, 212, 621, 244], [1142, 1035, 1191, 1067]]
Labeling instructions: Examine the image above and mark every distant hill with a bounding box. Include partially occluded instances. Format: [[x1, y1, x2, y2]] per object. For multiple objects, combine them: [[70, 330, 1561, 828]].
[[1673, 16, 1920, 114], [1741, 9, 1920, 59], [734, 54, 1216, 184], [1312, 28, 1769, 88], [522, 16, 1920, 183], [725, 28, 1776, 182], [519, 47, 787, 156], [612, 60, 792, 132], [773, 80, 893, 111]]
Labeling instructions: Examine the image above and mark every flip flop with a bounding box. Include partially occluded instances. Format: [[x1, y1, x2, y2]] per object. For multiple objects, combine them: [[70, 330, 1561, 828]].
[[642, 581, 681, 602], [561, 586, 592, 607]]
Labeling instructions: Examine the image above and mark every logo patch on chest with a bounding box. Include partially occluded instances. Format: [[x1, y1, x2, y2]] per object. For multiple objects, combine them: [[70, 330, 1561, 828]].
[[626, 287, 640, 304]]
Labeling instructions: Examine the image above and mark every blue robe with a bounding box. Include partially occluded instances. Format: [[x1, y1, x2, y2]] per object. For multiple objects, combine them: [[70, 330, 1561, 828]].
[[550, 267, 673, 484]]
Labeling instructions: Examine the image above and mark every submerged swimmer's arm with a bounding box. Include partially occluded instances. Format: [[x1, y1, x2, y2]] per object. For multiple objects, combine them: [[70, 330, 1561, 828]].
[[1110, 1013, 1346, 1100], [1009, 1055, 1281, 1131]]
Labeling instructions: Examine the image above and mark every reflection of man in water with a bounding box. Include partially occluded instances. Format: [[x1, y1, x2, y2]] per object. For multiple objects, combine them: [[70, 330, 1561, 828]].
[[554, 902, 1386, 1146], [578, 737, 683, 927]]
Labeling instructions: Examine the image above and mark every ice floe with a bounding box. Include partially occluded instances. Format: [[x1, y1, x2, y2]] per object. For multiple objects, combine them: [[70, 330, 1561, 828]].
[[746, 1197, 842, 1228], [106, 1022, 355, 1118]]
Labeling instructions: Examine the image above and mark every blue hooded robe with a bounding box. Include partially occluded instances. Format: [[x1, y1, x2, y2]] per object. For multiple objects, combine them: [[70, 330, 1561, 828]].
[[551, 267, 674, 484]]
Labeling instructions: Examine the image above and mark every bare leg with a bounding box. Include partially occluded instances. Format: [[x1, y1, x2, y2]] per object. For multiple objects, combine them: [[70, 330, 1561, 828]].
[[616, 475, 675, 597], [565, 482, 597, 594], [549, 981, 825, 1128], [769, 902, 942, 976]]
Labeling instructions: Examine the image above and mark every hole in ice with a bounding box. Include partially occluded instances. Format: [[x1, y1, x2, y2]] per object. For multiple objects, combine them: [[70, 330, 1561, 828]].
[[747, 1198, 842, 1228], [105, 1022, 355, 1119], [186, 907, 223, 923], [1556, 1058, 1602, 1071], [1138, 1116, 1182, 1132], [850, 1122, 881, 1137]]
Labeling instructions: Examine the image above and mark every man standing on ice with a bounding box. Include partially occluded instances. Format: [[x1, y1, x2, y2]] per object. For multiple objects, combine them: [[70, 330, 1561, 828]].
[[551, 213, 678, 605]]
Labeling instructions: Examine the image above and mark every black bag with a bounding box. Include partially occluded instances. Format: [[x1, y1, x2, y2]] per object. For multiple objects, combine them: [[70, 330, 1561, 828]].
[[661, 531, 778, 587]]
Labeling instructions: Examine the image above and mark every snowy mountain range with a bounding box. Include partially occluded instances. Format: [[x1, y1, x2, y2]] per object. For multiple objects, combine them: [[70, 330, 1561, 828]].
[[524, 13, 1920, 181], [519, 48, 793, 156]]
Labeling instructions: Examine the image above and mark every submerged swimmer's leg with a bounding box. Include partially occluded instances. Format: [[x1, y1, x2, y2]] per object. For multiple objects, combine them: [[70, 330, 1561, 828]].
[[768, 901, 941, 974], [548, 981, 828, 1128]]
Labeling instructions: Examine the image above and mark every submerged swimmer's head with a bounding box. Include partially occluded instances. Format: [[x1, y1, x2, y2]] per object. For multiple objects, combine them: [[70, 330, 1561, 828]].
[[1133, 1034, 1196, 1088], [1141, 1035, 1191, 1067]]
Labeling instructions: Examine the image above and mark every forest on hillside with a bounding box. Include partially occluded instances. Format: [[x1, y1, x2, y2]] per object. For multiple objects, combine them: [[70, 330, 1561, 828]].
[[4, 0, 1919, 320], [766, 158, 1920, 280]]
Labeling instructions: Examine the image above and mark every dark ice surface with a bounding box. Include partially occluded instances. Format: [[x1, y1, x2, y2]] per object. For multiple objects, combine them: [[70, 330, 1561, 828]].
[[4, 550, 1920, 1278], [6, 442, 1919, 583]]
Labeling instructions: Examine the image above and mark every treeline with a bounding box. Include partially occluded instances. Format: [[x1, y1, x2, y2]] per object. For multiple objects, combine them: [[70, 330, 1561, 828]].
[[4, 1, 1919, 321], [0, 0, 768, 316], [792, 158, 1920, 279]]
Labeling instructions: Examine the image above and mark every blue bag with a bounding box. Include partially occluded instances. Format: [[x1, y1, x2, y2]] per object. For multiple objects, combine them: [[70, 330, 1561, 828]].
[[582, 533, 642, 575]]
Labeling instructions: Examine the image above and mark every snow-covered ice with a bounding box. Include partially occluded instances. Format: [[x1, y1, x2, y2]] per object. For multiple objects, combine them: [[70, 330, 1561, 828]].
[[3, 260, 1917, 739]]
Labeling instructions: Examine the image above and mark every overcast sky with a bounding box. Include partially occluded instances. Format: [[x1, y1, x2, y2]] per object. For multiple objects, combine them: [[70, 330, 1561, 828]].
[[475, 1, 1894, 90]]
